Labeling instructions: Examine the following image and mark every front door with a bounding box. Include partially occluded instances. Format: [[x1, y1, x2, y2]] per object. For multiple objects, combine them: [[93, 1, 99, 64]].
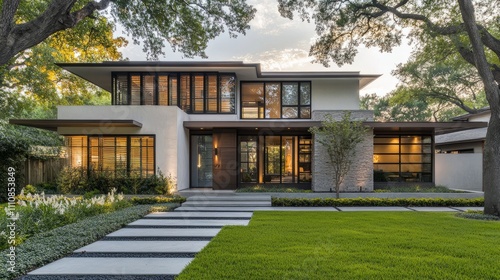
[[190, 135, 213, 188]]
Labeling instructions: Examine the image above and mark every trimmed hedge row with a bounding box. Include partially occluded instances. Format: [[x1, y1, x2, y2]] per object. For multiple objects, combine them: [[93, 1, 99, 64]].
[[272, 197, 484, 207], [128, 196, 187, 205], [0, 204, 173, 280]]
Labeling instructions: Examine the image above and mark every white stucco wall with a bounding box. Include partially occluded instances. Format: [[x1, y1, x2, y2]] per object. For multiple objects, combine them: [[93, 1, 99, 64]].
[[435, 154, 483, 192], [57, 105, 190, 191], [311, 79, 359, 111]]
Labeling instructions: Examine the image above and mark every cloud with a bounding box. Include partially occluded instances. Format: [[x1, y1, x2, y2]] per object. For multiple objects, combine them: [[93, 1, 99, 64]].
[[248, 1, 294, 35], [234, 48, 314, 71]]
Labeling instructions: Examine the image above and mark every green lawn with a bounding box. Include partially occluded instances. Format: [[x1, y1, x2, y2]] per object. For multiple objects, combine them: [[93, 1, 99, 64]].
[[178, 212, 500, 280]]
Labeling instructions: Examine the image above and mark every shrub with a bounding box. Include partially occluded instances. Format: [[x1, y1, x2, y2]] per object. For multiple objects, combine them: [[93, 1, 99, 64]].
[[22, 184, 37, 194], [271, 197, 484, 207], [35, 182, 58, 194], [129, 196, 186, 205], [0, 204, 172, 279], [56, 167, 177, 195], [56, 167, 88, 194], [0, 189, 131, 250], [455, 210, 500, 221], [83, 189, 101, 199]]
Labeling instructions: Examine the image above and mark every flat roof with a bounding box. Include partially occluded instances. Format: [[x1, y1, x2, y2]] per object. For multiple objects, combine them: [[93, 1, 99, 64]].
[[9, 119, 143, 131], [367, 121, 487, 135], [56, 61, 380, 92], [184, 120, 488, 135]]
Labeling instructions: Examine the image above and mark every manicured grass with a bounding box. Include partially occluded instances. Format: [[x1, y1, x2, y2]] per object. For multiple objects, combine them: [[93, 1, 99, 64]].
[[178, 212, 500, 280]]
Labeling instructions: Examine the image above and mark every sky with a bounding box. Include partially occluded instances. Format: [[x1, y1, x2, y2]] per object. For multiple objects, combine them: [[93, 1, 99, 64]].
[[117, 1, 413, 96]]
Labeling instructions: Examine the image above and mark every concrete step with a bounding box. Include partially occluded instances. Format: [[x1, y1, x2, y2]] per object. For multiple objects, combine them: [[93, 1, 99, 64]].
[[74, 240, 210, 253], [107, 228, 221, 237], [145, 211, 253, 219], [186, 195, 271, 201], [128, 219, 249, 227], [27, 257, 192, 275], [181, 201, 271, 207]]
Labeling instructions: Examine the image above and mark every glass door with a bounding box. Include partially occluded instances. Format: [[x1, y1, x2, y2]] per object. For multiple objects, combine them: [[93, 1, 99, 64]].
[[240, 137, 258, 183], [190, 135, 213, 187]]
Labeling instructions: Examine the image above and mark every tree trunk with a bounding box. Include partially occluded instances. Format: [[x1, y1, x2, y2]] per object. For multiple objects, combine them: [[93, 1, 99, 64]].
[[483, 113, 500, 216], [458, 0, 500, 216]]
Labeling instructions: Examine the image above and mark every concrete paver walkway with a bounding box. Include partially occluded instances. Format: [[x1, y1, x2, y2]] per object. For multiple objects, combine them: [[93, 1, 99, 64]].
[[23, 194, 482, 279], [24, 195, 265, 279]]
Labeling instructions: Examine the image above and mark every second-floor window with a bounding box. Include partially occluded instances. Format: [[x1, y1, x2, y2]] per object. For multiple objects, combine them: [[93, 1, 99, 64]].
[[112, 73, 236, 114], [241, 81, 311, 119]]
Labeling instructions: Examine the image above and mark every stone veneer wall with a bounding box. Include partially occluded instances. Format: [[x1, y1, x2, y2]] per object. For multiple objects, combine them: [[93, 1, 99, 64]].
[[311, 110, 374, 192]]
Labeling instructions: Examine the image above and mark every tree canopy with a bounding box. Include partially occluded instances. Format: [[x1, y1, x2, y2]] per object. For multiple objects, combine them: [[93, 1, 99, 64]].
[[0, 0, 256, 66], [278, 0, 500, 215]]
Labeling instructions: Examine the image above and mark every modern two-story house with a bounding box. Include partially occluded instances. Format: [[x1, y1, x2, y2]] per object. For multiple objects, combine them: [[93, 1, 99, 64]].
[[10, 61, 486, 192]]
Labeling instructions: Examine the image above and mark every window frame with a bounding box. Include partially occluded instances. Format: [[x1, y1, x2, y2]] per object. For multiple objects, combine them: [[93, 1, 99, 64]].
[[240, 81, 312, 119], [66, 134, 156, 178], [373, 134, 433, 183], [111, 72, 236, 114]]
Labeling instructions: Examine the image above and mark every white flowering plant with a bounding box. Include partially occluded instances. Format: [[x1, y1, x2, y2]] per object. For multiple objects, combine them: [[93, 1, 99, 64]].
[[0, 188, 130, 250]]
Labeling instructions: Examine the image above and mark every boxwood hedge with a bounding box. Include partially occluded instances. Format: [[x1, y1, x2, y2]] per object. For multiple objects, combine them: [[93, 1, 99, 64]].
[[0, 204, 173, 280], [272, 197, 484, 207], [128, 196, 186, 205]]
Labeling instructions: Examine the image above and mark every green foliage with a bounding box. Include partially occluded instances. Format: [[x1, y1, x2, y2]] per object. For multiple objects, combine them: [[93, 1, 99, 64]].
[[309, 112, 368, 197], [22, 185, 37, 195], [128, 196, 187, 205], [111, 0, 256, 59], [271, 197, 484, 207], [83, 189, 102, 199], [56, 167, 177, 195], [178, 212, 500, 279], [0, 191, 131, 250], [236, 185, 312, 193], [456, 210, 500, 221], [0, 124, 62, 202], [0, 204, 173, 279]]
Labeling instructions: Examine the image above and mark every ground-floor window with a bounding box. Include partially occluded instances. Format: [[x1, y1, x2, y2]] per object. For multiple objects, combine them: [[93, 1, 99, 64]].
[[66, 135, 155, 177], [239, 135, 312, 184], [373, 135, 432, 182]]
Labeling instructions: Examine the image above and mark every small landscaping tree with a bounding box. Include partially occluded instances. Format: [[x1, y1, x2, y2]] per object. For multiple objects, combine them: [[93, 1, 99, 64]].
[[309, 112, 368, 198]]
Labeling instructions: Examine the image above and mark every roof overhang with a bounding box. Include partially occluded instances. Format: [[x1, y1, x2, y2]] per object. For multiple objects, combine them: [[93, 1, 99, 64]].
[[184, 120, 320, 132], [367, 121, 488, 135], [56, 61, 380, 92], [9, 119, 143, 131], [185, 120, 488, 135]]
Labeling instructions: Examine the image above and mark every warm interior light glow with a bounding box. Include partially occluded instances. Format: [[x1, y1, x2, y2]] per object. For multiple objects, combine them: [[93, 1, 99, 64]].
[[197, 153, 201, 168]]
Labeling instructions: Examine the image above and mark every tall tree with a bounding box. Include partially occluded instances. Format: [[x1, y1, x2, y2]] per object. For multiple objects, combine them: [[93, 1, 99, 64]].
[[1, 15, 126, 120], [278, 0, 500, 216], [0, 0, 256, 66]]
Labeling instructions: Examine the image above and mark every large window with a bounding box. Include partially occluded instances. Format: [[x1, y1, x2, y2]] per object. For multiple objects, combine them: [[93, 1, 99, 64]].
[[238, 135, 312, 184], [241, 81, 311, 119], [112, 73, 236, 114], [373, 135, 432, 182], [66, 135, 155, 177]]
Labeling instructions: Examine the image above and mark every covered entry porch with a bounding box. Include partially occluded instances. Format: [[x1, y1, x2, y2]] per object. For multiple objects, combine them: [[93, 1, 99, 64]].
[[185, 121, 315, 190]]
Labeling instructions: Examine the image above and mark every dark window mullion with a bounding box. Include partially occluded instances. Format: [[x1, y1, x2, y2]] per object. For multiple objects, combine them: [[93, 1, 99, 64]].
[[154, 73, 159, 105], [216, 73, 220, 113]]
